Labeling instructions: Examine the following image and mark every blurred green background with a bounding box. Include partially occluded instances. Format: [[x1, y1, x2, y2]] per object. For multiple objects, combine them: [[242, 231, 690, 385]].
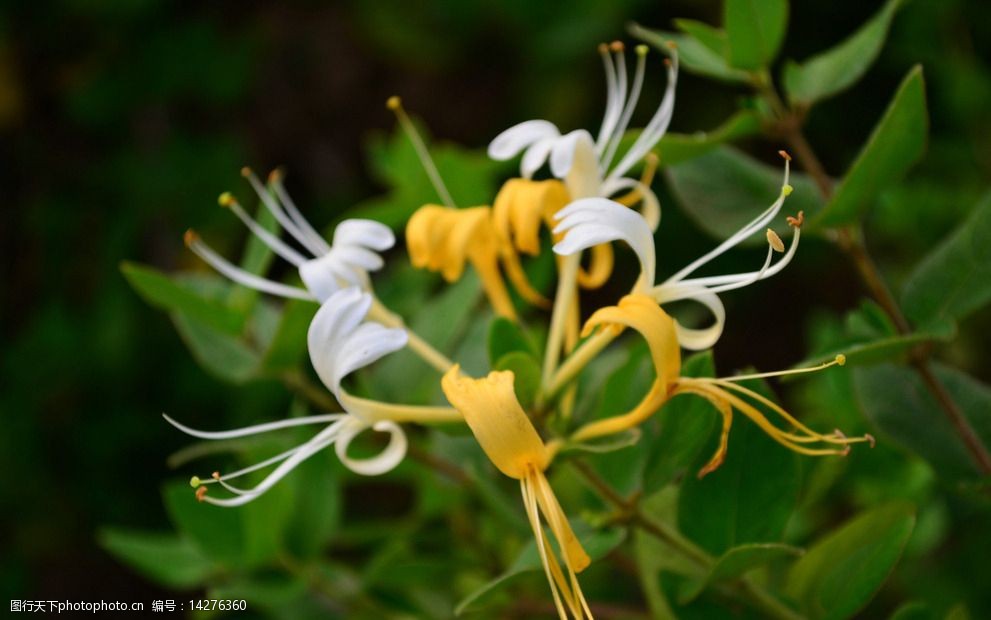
[[3, 0, 990, 616]]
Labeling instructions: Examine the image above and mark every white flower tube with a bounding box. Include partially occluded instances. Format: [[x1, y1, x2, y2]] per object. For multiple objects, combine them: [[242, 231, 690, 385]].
[[166, 287, 413, 507], [186, 168, 395, 303]]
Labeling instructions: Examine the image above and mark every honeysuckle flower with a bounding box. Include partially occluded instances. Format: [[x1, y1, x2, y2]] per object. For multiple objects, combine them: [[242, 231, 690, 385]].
[[441, 366, 591, 620], [569, 294, 873, 477], [165, 287, 461, 506], [553, 153, 799, 351], [488, 41, 677, 208], [184, 168, 394, 303]]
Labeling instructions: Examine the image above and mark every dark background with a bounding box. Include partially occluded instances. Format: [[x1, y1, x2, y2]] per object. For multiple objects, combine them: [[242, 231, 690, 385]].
[[2, 0, 989, 607]]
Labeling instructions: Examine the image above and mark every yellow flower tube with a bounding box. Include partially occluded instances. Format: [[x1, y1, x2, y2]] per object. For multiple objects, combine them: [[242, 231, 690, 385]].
[[442, 366, 592, 620]]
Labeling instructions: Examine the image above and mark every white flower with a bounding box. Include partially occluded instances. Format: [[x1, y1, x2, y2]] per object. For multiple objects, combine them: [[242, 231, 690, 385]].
[[488, 41, 677, 215], [184, 168, 394, 302], [553, 156, 800, 350], [165, 287, 411, 506]]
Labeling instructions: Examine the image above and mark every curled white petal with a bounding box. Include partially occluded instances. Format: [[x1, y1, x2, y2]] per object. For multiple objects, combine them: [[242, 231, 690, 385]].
[[600, 176, 661, 231], [521, 136, 557, 179], [488, 120, 560, 161], [307, 287, 407, 397], [653, 284, 726, 350], [335, 418, 408, 476], [550, 129, 596, 179], [333, 219, 396, 252], [553, 198, 656, 287]]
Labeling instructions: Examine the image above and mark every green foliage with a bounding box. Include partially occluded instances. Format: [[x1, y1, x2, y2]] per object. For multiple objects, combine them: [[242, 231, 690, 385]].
[[901, 192, 991, 328], [679, 543, 804, 603], [667, 146, 823, 244], [815, 66, 929, 227], [785, 503, 916, 619], [854, 363, 991, 483], [723, 0, 789, 70], [630, 22, 749, 83], [98, 529, 214, 589], [783, 0, 904, 105]]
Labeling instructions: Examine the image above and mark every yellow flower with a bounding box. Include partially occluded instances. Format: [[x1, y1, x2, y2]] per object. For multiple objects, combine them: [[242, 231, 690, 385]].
[[571, 294, 873, 477], [441, 366, 592, 620], [406, 204, 518, 319]]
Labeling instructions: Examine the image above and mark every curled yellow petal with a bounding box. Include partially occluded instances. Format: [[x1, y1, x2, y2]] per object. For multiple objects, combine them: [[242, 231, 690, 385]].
[[406, 205, 517, 319], [570, 295, 680, 443], [440, 365, 548, 478], [493, 179, 569, 256]]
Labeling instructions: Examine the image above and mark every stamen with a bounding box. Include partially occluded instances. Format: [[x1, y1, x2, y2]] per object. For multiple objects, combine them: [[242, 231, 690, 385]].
[[595, 43, 621, 150], [717, 354, 848, 383], [195, 486, 208, 502], [242, 167, 324, 257], [608, 45, 678, 181], [386, 96, 456, 208], [219, 192, 307, 267], [163, 412, 343, 440], [183, 231, 315, 301], [602, 42, 648, 171], [766, 229, 785, 253], [787, 211, 805, 228], [267, 169, 333, 255]]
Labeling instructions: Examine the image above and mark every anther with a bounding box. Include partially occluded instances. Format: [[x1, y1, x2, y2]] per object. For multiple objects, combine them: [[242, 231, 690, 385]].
[[636, 44, 648, 56], [665, 40, 678, 50], [609, 41, 624, 53], [766, 229, 785, 253], [597, 43, 609, 54], [386, 95, 402, 111], [190, 476, 201, 488], [841, 445, 852, 457], [218, 191, 236, 208], [787, 210, 804, 227], [782, 184, 794, 197], [195, 486, 208, 502], [835, 353, 846, 366], [663, 58, 671, 68], [240, 166, 253, 178], [267, 168, 284, 184], [865, 433, 876, 448], [183, 229, 199, 248], [778, 150, 792, 161], [211, 471, 221, 480], [833, 428, 848, 439]]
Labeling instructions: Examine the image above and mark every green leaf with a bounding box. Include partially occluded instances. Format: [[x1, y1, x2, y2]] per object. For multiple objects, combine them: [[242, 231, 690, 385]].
[[487, 316, 535, 366], [783, 0, 903, 105], [629, 23, 750, 83], [795, 301, 955, 368], [98, 528, 214, 589], [677, 375, 801, 555], [455, 528, 625, 615], [285, 448, 342, 559], [854, 363, 991, 483], [643, 351, 718, 492], [786, 503, 916, 620], [680, 543, 804, 603], [493, 351, 541, 410], [258, 298, 318, 374], [901, 192, 991, 328], [162, 480, 245, 565], [653, 110, 762, 167], [723, 0, 788, 70], [674, 19, 728, 57], [172, 311, 261, 384], [121, 261, 245, 334], [889, 602, 936, 620], [666, 146, 824, 245], [814, 66, 928, 227]]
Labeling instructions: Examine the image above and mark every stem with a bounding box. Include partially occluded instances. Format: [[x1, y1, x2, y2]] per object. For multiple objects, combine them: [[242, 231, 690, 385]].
[[765, 85, 991, 476], [538, 254, 580, 408], [571, 461, 804, 620], [369, 297, 454, 373]]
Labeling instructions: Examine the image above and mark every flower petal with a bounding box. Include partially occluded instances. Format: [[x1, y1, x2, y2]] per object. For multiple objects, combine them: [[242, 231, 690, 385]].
[[335, 418, 408, 476], [488, 120, 560, 161]]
